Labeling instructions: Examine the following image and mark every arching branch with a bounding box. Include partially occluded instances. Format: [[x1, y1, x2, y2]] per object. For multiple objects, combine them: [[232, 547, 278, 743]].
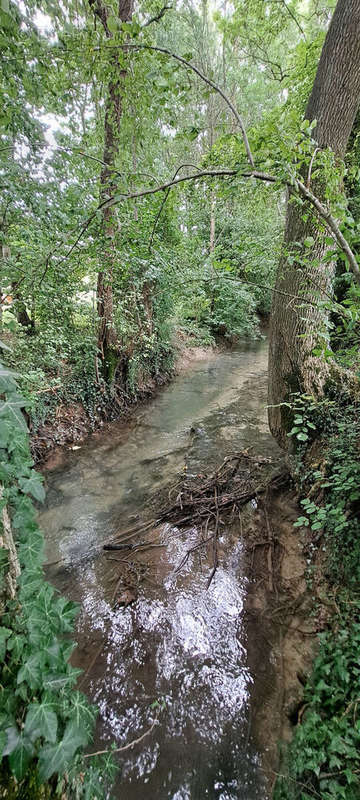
[[7, 166, 359, 299], [118, 43, 255, 167]]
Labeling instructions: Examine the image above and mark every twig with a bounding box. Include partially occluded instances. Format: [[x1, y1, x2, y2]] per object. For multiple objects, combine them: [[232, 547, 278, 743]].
[[207, 488, 220, 589], [143, 5, 173, 27], [306, 147, 319, 189], [174, 534, 214, 574], [83, 717, 159, 758], [149, 163, 201, 249]]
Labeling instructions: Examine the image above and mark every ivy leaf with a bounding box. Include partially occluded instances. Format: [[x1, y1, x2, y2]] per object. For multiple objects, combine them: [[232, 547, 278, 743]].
[[18, 531, 44, 569], [38, 723, 89, 780], [297, 432, 308, 441], [18, 569, 43, 600], [107, 14, 118, 33], [0, 396, 27, 431], [3, 725, 19, 756], [66, 692, 97, 733], [17, 652, 42, 690], [18, 472, 45, 503], [24, 702, 58, 744], [304, 236, 315, 248], [0, 421, 12, 449], [9, 734, 34, 780], [43, 668, 82, 691]]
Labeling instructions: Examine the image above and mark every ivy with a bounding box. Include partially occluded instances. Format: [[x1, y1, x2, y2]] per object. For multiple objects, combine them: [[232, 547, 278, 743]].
[[0, 357, 115, 796], [275, 395, 360, 800]]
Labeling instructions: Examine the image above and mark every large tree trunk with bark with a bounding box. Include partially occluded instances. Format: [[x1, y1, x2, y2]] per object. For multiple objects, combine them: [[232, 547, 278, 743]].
[[268, 0, 360, 448], [90, 0, 134, 384]]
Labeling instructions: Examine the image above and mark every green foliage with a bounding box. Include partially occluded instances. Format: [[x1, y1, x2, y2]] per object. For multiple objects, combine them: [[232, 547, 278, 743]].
[[276, 395, 360, 799], [0, 358, 115, 796], [275, 615, 360, 800]]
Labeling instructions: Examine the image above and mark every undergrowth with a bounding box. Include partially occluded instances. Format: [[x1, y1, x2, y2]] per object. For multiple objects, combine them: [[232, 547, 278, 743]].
[[274, 393, 360, 800], [0, 353, 115, 796]]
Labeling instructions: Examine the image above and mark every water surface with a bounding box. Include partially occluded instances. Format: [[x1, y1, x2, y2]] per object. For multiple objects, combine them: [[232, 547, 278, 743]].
[[40, 340, 282, 799]]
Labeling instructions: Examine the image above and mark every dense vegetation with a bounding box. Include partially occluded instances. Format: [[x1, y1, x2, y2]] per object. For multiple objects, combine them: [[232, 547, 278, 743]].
[[1, 0, 360, 796]]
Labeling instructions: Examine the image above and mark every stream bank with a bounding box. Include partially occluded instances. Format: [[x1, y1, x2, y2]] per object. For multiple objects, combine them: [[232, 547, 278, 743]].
[[39, 339, 316, 798], [30, 338, 219, 465]]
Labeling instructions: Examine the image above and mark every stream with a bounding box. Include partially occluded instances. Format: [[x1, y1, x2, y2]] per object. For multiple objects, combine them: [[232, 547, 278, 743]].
[[39, 339, 286, 800]]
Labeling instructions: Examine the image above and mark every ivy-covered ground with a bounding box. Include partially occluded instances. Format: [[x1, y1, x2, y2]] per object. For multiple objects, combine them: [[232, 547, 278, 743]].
[[0, 354, 116, 797]]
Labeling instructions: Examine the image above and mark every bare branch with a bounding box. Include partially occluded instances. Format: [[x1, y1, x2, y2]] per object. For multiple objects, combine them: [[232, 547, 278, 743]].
[[273, 0, 306, 38], [143, 5, 173, 27], [84, 717, 159, 758]]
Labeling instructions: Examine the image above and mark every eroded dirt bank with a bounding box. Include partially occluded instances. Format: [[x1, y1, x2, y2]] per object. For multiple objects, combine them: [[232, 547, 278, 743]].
[[39, 340, 316, 799], [31, 343, 218, 464]]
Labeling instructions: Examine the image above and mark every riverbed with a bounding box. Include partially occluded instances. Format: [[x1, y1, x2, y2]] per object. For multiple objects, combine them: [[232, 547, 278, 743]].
[[39, 340, 310, 799]]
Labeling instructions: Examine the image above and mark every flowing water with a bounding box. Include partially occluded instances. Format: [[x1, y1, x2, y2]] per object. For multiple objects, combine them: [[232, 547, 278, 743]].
[[39, 339, 284, 799]]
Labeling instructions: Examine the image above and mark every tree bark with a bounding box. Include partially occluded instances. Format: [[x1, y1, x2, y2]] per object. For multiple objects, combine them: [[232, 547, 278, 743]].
[[268, 0, 360, 447], [209, 191, 216, 253], [90, 0, 134, 384]]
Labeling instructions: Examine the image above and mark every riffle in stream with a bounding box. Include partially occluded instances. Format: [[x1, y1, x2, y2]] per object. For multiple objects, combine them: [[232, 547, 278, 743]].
[[39, 340, 296, 799]]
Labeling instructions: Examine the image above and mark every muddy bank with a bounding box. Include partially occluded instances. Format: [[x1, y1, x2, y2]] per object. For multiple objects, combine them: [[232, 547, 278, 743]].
[[243, 486, 317, 788], [30, 369, 171, 464], [31, 340, 218, 465]]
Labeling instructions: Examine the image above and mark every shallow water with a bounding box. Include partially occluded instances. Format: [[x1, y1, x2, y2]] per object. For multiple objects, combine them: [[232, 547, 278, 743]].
[[39, 339, 283, 799]]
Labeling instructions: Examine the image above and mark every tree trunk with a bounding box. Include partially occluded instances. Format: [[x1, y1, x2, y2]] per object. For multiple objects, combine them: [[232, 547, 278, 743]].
[[268, 0, 360, 448], [90, 0, 134, 384], [209, 191, 216, 253]]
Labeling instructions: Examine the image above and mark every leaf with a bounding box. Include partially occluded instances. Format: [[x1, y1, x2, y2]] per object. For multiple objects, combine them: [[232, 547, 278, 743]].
[[297, 432, 309, 441], [304, 236, 315, 248], [38, 723, 89, 781], [43, 668, 82, 691], [66, 692, 97, 733], [18, 531, 44, 569], [9, 734, 34, 780], [0, 421, 12, 449], [107, 14, 118, 33], [0, 394, 27, 430], [18, 472, 45, 503], [3, 726, 19, 756], [24, 702, 58, 744], [17, 652, 42, 690]]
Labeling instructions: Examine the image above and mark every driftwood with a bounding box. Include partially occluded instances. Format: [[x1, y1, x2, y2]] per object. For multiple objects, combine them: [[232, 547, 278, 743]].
[[103, 451, 289, 588]]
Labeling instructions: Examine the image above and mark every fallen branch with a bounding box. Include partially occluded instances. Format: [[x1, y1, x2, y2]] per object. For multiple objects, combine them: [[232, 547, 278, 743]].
[[0, 485, 21, 601], [83, 717, 159, 758]]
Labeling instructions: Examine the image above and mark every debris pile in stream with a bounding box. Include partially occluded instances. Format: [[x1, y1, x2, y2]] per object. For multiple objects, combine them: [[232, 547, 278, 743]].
[[104, 450, 290, 588]]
